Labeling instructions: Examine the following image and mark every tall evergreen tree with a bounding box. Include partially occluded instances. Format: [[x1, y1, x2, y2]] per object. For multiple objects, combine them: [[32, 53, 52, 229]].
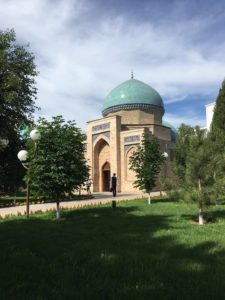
[[208, 79, 225, 204], [172, 125, 216, 224], [185, 127, 212, 224], [173, 124, 195, 181], [211, 79, 225, 134], [129, 134, 165, 204]]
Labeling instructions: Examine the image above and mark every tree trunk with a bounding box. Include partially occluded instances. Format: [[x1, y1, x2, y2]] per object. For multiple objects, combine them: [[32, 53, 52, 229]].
[[13, 186, 17, 207], [148, 193, 151, 205], [213, 171, 218, 205], [198, 178, 204, 225], [26, 180, 30, 219], [56, 198, 60, 219], [79, 186, 81, 200], [112, 200, 116, 209], [199, 207, 204, 225]]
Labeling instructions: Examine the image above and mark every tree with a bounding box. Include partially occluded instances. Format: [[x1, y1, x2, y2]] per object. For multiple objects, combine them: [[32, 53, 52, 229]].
[[27, 116, 89, 219], [0, 131, 25, 195], [172, 125, 216, 224], [173, 124, 195, 181], [207, 79, 225, 204], [0, 29, 37, 192], [129, 134, 165, 204], [185, 127, 212, 224], [0, 29, 37, 136], [211, 79, 225, 135], [173, 80, 225, 223]]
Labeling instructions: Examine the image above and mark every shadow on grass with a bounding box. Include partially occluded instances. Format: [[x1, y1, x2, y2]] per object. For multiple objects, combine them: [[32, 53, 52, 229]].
[[207, 208, 225, 219], [182, 206, 225, 223], [0, 205, 225, 299], [149, 196, 175, 204]]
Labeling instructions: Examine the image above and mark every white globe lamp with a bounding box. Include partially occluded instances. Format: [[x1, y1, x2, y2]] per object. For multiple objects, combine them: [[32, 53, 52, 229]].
[[30, 129, 41, 141], [17, 150, 28, 162], [163, 152, 168, 158]]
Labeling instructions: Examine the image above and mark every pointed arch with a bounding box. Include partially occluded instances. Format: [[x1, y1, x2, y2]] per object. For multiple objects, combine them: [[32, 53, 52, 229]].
[[93, 134, 110, 148], [125, 146, 138, 181], [93, 138, 110, 192]]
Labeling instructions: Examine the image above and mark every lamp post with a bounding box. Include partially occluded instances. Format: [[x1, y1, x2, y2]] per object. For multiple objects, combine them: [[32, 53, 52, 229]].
[[159, 151, 169, 196], [17, 129, 41, 219], [163, 151, 168, 177]]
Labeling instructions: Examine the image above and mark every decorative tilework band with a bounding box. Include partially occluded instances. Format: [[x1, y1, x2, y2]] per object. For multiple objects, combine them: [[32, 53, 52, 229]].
[[92, 132, 110, 143], [92, 122, 110, 132], [124, 135, 140, 143], [102, 103, 164, 117]]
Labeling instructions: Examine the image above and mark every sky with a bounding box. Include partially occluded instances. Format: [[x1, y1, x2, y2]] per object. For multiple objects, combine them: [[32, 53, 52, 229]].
[[1, 0, 225, 130]]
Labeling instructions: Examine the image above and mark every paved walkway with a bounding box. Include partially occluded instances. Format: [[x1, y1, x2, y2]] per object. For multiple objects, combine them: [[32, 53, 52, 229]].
[[0, 191, 163, 218]]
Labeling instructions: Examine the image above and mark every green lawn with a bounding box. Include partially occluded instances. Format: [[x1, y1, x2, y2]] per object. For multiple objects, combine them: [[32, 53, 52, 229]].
[[1, 198, 225, 300]]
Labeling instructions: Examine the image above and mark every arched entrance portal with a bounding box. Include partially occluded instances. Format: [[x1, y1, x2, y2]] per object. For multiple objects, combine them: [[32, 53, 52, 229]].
[[93, 138, 110, 192], [102, 162, 110, 191]]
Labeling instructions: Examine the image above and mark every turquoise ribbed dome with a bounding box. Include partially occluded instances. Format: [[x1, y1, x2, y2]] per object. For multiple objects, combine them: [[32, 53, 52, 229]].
[[102, 79, 164, 116]]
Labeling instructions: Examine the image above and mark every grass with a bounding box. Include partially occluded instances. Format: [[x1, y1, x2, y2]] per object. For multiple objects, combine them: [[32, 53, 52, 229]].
[[1, 198, 225, 299]]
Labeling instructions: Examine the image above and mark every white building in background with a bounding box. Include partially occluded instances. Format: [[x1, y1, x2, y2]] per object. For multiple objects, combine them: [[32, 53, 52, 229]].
[[205, 102, 215, 131]]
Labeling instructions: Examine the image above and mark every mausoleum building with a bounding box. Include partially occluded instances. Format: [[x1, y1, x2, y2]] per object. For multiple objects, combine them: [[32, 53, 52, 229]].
[[85, 76, 176, 192]]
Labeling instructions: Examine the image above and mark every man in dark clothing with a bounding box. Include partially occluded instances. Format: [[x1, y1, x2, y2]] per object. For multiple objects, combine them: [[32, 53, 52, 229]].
[[111, 173, 117, 197]]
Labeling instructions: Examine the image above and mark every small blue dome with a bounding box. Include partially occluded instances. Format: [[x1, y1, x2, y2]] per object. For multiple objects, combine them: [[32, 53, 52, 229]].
[[162, 120, 177, 141]]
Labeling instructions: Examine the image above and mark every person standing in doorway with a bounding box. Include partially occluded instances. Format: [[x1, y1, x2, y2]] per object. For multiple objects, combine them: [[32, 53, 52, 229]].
[[111, 173, 117, 197]]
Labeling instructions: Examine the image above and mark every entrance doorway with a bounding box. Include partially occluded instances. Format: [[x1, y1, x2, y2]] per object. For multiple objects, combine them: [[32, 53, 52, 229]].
[[102, 162, 110, 191]]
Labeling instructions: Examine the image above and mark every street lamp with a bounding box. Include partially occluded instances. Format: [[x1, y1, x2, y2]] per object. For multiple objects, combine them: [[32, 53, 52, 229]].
[[17, 129, 41, 218], [30, 129, 41, 141], [163, 152, 168, 159], [17, 150, 28, 162], [163, 151, 168, 177], [159, 151, 169, 197]]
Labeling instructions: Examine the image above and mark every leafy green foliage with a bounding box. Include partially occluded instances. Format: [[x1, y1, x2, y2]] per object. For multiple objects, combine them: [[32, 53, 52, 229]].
[[207, 80, 225, 190], [174, 81, 225, 206], [173, 126, 214, 222], [185, 127, 211, 187], [0, 29, 37, 191], [27, 116, 89, 201], [211, 80, 225, 134], [129, 134, 165, 194], [173, 124, 195, 181], [0, 29, 37, 136], [167, 80, 225, 221], [0, 131, 25, 193]]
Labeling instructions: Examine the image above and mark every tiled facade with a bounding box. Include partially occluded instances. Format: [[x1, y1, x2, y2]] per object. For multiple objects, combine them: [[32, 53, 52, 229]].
[[85, 107, 174, 192]]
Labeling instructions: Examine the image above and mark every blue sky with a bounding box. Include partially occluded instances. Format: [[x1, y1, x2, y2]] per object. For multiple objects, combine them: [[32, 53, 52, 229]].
[[1, 0, 225, 129]]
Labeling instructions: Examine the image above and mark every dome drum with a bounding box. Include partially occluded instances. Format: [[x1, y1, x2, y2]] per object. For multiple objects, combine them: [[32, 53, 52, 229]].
[[102, 102, 165, 117]]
